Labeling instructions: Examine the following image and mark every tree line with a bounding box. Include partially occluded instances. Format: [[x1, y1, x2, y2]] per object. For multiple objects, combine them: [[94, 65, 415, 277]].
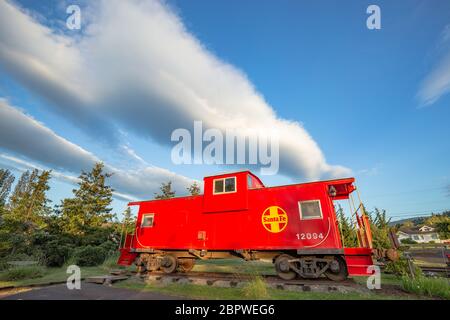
[[0, 163, 200, 268]]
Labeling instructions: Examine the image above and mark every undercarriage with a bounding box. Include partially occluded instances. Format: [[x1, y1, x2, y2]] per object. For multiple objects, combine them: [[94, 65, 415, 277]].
[[133, 250, 349, 281]]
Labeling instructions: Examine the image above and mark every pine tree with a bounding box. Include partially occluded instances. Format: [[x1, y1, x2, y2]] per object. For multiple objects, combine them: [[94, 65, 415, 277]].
[[1, 169, 51, 255], [121, 207, 135, 234], [59, 163, 115, 236], [374, 208, 390, 229], [336, 205, 358, 247], [366, 207, 391, 249], [8, 170, 34, 213], [187, 182, 201, 196], [0, 169, 15, 206], [154, 181, 176, 199], [7, 169, 51, 227], [0, 169, 15, 221]]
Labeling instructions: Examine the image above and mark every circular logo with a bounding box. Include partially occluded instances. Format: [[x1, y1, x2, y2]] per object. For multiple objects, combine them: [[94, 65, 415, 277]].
[[261, 206, 288, 233]]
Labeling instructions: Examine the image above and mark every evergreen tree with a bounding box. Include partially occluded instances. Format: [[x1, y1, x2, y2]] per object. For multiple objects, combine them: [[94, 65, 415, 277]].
[[59, 163, 115, 236], [373, 208, 390, 229], [187, 182, 201, 196], [7, 169, 51, 227], [154, 181, 176, 199], [121, 207, 135, 234], [0, 169, 15, 206], [8, 170, 35, 214], [336, 205, 358, 247], [0, 169, 51, 256], [366, 207, 391, 249]]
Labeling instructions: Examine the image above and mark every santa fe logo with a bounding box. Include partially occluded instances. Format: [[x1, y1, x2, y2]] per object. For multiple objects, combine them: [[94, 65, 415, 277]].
[[261, 206, 288, 233]]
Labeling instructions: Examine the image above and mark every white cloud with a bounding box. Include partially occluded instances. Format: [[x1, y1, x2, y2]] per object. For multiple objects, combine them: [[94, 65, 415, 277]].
[[0, 99, 195, 200], [417, 24, 450, 107], [0, 0, 350, 181]]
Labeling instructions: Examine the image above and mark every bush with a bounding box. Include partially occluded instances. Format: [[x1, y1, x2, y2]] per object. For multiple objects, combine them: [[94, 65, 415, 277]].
[[6, 253, 35, 262], [384, 255, 422, 277], [99, 241, 117, 256], [241, 276, 269, 299], [71, 245, 107, 266], [402, 276, 450, 300], [102, 252, 120, 269], [0, 265, 46, 281], [0, 259, 8, 271], [30, 232, 74, 267], [41, 241, 73, 267]]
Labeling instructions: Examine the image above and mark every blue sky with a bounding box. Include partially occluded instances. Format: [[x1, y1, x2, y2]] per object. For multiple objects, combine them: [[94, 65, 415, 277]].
[[0, 0, 449, 221]]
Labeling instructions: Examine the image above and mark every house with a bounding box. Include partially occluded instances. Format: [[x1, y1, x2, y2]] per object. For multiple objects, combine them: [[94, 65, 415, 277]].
[[396, 225, 441, 243]]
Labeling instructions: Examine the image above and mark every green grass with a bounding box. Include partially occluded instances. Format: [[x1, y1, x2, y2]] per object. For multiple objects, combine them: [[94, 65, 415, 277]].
[[413, 259, 447, 268], [352, 273, 403, 286], [401, 276, 450, 300], [0, 265, 108, 289], [0, 265, 46, 281], [115, 277, 412, 300], [193, 259, 275, 275], [241, 276, 269, 299]]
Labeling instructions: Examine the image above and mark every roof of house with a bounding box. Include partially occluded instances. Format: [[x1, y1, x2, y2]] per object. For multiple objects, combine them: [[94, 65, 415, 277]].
[[397, 226, 438, 235]]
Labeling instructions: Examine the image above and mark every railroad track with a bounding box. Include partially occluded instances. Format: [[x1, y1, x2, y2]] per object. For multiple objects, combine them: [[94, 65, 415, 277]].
[[419, 266, 450, 276], [141, 271, 359, 288]]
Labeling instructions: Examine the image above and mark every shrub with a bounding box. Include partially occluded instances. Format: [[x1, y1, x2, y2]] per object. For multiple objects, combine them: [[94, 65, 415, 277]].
[[41, 241, 73, 267], [402, 275, 450, 300], [102, 252, 121, 269], [241, 276, 269, 299], [6, 253, 35, 262], [385, 255, 422, 277], [0, 259, 8, 271], [30, 232, 74, 267], [71, 245, 107, 266], [99, 241, 117, 256], [0, 265, 46, 281]]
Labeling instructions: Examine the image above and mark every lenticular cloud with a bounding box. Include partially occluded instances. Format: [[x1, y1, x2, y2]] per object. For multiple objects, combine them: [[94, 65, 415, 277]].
[[0, 0, 351, 181]]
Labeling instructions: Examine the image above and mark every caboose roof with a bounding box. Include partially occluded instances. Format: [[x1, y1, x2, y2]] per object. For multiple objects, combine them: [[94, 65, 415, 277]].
[[128, 170, 355, 206]]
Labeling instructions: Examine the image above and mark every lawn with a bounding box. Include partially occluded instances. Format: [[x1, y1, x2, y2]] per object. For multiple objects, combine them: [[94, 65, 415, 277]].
[[193, 258, 275, 275], [115, 259, 423, 300], [0, 265, 108, 289], [114, 277, 413, 300]]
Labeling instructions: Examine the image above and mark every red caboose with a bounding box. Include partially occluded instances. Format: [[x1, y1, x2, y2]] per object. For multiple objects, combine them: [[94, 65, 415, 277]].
[[118, 171, 374, 280]]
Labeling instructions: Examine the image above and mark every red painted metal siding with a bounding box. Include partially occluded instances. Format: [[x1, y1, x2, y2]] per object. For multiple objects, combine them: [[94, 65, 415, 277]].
[[130, 172, 355, 252], [203, 172, 249, 213]]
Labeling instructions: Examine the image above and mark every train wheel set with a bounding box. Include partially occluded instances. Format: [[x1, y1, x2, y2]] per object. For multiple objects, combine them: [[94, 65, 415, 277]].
[[133, 252, 349, 281]]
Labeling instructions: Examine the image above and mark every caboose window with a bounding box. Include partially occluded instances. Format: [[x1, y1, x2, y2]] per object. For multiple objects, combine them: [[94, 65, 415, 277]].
[[298, 200, 323, 220], [225, 177, 235, 192], [213, 177, 236, 194], [141, 213, 154, 227]]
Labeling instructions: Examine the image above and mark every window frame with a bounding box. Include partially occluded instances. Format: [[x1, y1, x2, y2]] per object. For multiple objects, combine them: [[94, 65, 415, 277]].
[[298, 200, 323, 220], [212, 176, 237, 195], [141, 213, 155, 228]]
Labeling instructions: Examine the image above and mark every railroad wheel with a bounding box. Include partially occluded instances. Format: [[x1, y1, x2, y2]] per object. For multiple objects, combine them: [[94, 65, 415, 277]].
[[161, 255, 178, 274], [177, 258, 195, 272], [274, 254, 297, 280], [324, 256, 348, 281]]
